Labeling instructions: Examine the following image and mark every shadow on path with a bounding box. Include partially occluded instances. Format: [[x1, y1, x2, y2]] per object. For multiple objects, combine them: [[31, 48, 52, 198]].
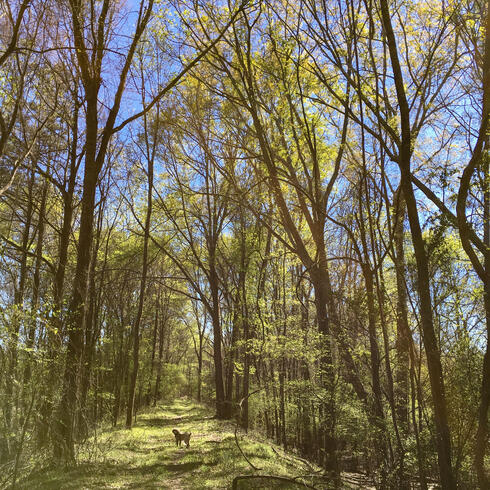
[[163, 461, 203, 473], [144, 414, 212, 428]]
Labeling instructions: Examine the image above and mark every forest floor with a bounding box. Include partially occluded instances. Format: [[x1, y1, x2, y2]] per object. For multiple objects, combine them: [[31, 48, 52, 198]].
[[19, 399, 373, 489]]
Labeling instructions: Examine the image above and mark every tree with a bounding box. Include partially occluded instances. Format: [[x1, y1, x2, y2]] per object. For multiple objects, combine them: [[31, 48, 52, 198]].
[[55, 0, 155, 460]]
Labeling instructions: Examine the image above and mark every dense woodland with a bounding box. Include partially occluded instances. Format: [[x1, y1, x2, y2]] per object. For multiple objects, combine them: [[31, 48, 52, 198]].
[[0, 0, 488, 488]]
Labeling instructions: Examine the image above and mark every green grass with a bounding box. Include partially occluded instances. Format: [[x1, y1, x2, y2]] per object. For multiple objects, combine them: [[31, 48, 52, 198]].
[[20, 399, 326, 489]]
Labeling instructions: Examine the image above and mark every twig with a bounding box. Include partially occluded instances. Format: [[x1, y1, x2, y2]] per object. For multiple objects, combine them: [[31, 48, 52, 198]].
[[11, 388, 36, 488], [234, 388, 263, 471]]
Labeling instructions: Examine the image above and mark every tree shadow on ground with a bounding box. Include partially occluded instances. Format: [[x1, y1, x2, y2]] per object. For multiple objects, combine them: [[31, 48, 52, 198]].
[[20, 401, 305, 489], [21, 461, 169, 489], [163, 461, 203, 473], [144, 414, 212, 427]]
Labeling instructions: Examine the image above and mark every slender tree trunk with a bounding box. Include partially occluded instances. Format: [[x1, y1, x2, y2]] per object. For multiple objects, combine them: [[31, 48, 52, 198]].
[[209, 252, 226, 418], [394, 192, 410, 431], [5, 168, 35, 448], [475, 137, 490, 489], [279, 354, 286, 450], [298, 270, 312, 457], [471, 6, 490, 486], [78, 252, 98, 438], [112, 345, 123, 427], [392, 191, 412, 489], [398, 120, 455, 490], [363, 266, 388, 482], [197, 336, 203, 403], [376, 262, 406, 488], [225, 307, 238, 418], [147, 302, 159, 403], [379, 1, 456, 485], [39, 106, 79, 447], [24, 179, 48, 387], [54, 98, 80, 335], [154, 304, 167, 404], [411, 365, 428, 490], [241, 301, 250, 431], [126, 135, 154, 428]]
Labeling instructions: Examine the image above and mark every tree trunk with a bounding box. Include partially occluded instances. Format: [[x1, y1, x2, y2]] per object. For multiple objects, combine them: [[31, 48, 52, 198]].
[[78, 249, 99, 438], [311, 266, 339, 476], [40, 102, 79, 447], [224, 307, 238, 419], [154, 305, 166, 404], [55, 86, 99, 460], [197, 339, 203, 403], [209, 253, 226, 418], [5, 167, 35, 450], [24, 179, 48, 386], [475, 136, 490, 489], [241, 303, 250, 431], [379, 1, 456, 485], [126, 131, 154, 428], [147, 302, 159, 403], [394, 192, 410, 431]]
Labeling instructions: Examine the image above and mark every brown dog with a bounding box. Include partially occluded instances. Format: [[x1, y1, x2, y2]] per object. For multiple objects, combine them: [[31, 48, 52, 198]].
[[172, 429, 191, 448]]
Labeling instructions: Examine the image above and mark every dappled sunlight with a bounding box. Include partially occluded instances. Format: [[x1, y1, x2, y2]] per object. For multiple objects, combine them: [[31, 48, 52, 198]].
[[20, 399, 331, 489], [1, 0, 486, 487]]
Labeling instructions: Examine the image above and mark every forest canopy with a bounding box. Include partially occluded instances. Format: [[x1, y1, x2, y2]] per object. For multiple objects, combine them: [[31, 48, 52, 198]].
[[0, 0, 488, 488]]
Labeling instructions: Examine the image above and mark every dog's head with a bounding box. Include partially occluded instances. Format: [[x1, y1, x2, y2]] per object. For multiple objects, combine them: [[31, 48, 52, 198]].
[[172, 429, 179, 436]]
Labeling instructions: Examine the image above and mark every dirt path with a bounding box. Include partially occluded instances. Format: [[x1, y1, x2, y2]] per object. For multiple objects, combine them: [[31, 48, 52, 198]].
[[20, 399, 374, 489]]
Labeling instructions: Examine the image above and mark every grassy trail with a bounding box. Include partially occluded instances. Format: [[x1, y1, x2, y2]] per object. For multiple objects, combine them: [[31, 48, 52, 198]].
[[21, 399, 328, 489]]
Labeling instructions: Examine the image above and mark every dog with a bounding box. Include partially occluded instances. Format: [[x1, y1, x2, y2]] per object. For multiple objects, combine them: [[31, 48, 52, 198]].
[[172, 428, 191, 448]]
